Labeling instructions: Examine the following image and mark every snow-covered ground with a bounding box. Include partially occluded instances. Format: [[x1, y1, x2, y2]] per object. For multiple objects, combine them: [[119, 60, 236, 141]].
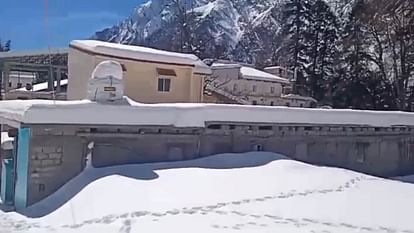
[[1, 152, 414, 233]]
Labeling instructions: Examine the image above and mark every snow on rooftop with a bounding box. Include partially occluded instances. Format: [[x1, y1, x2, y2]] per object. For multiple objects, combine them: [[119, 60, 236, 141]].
[[1, 131, 14, 150], [2, 152, 414, 232], [0, 98, 414, 127], [70, 40, 211, 75], [8, 71, 36, 80], [211, 63, 242, 69], [240, 66, 290, 84], [15, 79, 68, 92]]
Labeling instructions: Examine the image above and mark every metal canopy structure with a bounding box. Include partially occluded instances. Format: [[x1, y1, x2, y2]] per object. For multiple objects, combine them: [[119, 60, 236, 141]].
[[0, 49, 69, 99], [0, 49, 68, 65]]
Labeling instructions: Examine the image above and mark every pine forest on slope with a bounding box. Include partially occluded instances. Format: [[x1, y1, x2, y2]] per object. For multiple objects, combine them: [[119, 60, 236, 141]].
[[93, 0, 414, 111]]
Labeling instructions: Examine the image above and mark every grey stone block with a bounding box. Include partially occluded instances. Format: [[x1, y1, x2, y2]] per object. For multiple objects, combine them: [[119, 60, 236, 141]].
[[49, 153, 63, 159], [35, 153, 49, 160], [42, 146, 56, 153], [41, 160, 55, 167], [54, 159, 62, 165], [37, 167, 58, 172], [32, 147, 43, 153], [31, 160, 42, 167]]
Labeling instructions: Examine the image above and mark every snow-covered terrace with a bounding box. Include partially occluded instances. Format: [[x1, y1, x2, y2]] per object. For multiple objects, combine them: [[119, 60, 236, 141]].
[[0, 98, 413, 128]]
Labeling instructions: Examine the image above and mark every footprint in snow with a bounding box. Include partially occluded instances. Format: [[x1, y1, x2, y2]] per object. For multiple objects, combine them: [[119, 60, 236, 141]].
[[214, 210, 227, 215], [211, 224, 220, 229], [131, 211, 149, 217], [118, 219, 132, 233], [182, 209, 197, 214], [166, 210, 180, 215], [231, 211, 247, 216], [150, 212, 166, 217]]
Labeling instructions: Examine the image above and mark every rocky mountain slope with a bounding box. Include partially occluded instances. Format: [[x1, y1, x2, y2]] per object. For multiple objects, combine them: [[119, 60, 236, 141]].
[[93, 0, 355, 62]]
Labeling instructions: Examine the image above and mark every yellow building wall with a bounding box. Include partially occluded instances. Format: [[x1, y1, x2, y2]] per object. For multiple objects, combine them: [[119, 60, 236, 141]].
[[67, 48, 97, 100], [67, 48, 205, 103]]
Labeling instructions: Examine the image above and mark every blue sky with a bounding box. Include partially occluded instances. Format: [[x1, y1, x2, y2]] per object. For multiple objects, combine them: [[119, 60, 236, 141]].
[[0, 0, 144, 50]]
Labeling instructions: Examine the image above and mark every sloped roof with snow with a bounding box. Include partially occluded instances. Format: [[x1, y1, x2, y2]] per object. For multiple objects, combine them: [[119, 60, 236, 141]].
[[70, 40, 211, 75], [240, 66, 290, 84], [0, 98, 414, 127], [211, 63, 242, 69]]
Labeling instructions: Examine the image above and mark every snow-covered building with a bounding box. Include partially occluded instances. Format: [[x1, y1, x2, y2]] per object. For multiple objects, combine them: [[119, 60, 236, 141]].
[[0, 98, 414, 209], [0, 48, 68, 100], [207, 61, 316, 107], [0, 58, 413, 211], [264, 66, 295, 81], [67, 40, 211, 104], [4, 71, 36, 90]]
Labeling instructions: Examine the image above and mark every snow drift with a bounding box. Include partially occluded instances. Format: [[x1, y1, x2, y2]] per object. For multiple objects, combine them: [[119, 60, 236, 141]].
[[2, 152, 414, 233]]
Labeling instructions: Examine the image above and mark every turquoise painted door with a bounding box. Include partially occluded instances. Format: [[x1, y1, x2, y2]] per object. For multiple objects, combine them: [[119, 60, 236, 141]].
[[1, 159, 14, 205], [14, 128, 31, 210]]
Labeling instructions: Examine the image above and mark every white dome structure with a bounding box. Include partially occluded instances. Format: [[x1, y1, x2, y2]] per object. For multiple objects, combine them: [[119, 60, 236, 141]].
[[87, 60, 124, 103]]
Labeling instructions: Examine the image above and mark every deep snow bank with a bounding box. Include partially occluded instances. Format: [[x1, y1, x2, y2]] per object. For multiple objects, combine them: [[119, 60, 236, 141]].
[[2, 152, 414, 233]]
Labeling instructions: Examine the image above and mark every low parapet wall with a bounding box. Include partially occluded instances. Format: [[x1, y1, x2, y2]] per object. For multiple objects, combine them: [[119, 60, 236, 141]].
[[24, 122, 414, 206]]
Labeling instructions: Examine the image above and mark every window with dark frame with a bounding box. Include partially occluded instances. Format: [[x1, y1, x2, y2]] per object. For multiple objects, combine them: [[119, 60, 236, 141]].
[[158, 78, 171, 92]]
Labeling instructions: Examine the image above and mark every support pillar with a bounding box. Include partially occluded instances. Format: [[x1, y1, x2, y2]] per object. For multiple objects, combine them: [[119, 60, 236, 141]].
[[48, 66, 54, 92], [3, 64, 10, 100], [56, 68, 61, 93]]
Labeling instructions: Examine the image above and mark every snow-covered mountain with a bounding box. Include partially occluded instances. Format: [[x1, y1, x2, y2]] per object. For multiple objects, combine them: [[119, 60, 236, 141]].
[[93, 0, 355, 62]]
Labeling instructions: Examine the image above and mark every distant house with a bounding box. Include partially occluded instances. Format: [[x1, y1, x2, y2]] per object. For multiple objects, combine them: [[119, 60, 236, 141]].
[[5, 71, 36, 90], [264, 66, 295, 81], [206, 61, 316, 107], [5, 80, 68, 100], [67, 40, 211, 103]]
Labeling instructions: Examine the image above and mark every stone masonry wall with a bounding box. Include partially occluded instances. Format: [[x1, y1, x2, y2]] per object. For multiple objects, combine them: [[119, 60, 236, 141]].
[[27, 133, 85, 206], [21, 124, 414, 207]]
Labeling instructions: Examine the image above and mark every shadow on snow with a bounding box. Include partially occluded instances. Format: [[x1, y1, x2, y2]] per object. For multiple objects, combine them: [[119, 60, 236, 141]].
[[17, 152, 288, 218]]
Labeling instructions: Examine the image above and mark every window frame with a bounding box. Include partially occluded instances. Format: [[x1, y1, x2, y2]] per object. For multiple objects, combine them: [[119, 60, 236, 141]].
[[158, 77, 171, 92]]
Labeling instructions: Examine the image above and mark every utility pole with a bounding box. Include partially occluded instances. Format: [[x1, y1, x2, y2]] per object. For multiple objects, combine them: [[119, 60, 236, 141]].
[[292, 67, 298, 94]]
